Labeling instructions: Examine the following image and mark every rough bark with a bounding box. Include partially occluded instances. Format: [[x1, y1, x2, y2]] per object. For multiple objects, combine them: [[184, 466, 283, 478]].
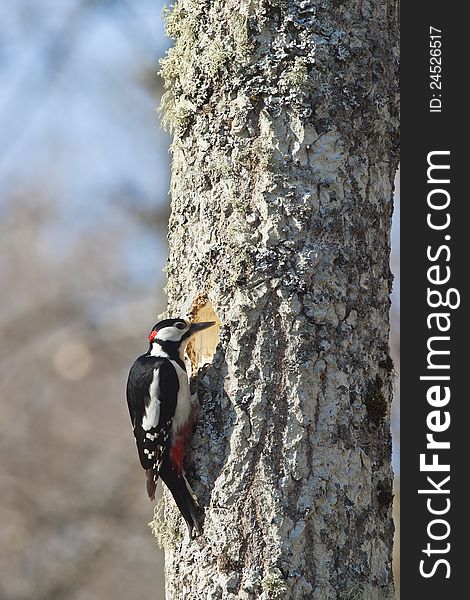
[[152, 0, 399, 598]]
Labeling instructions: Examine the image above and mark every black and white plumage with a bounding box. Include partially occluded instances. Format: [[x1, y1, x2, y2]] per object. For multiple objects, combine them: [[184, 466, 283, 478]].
[[126, 318, 214, 538]]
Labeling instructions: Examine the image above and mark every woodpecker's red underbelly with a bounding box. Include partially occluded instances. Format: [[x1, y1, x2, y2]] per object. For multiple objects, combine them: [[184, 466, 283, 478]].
[[169, 424, 190, 474]]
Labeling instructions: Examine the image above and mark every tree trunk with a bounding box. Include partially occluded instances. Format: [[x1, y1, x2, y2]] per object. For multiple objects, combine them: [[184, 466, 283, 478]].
[[152, 0, 399, 598]]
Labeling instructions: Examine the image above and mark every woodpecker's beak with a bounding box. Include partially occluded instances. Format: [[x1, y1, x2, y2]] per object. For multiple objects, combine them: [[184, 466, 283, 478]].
[[189, 321, 215, 335]]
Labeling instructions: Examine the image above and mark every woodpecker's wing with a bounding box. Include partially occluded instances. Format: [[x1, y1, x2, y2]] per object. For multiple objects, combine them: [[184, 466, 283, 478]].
[[126, 356, 179, 498]]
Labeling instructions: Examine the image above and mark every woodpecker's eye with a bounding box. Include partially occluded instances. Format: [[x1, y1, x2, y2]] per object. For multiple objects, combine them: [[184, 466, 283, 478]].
[[175, 322, 186, 330]]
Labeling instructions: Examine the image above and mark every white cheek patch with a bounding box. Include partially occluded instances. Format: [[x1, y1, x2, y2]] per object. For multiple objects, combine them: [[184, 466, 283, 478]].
[[142, 369, 161, 431], [156, 326, 187, 342]]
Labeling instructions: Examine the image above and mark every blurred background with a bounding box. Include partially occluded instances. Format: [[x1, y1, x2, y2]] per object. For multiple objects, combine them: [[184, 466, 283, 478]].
[[0, 2, 399, 598]]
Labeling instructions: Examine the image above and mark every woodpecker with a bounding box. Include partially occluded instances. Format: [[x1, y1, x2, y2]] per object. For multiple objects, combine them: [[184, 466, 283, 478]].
[[126, 318, 215, 538]]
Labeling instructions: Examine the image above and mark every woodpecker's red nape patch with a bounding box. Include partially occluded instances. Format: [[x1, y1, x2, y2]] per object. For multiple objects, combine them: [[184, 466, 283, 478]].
[[148, 330, 158, 343]]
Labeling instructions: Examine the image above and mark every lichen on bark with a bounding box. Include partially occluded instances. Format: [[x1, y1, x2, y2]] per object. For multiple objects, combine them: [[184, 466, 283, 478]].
[[153, 0, 399, 598]]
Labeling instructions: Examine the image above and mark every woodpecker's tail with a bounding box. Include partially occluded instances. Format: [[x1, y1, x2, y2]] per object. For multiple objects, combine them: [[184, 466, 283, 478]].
[[146, 468, 158, 501], [159, 460, 202, 539]]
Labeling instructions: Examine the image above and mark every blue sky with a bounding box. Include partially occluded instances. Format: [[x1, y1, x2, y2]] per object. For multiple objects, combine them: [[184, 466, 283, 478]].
[[0, 0, 171, 285]]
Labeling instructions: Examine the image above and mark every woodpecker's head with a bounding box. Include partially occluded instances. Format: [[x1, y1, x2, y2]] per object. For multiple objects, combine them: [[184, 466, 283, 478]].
[[148, 318, 215, 353]]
